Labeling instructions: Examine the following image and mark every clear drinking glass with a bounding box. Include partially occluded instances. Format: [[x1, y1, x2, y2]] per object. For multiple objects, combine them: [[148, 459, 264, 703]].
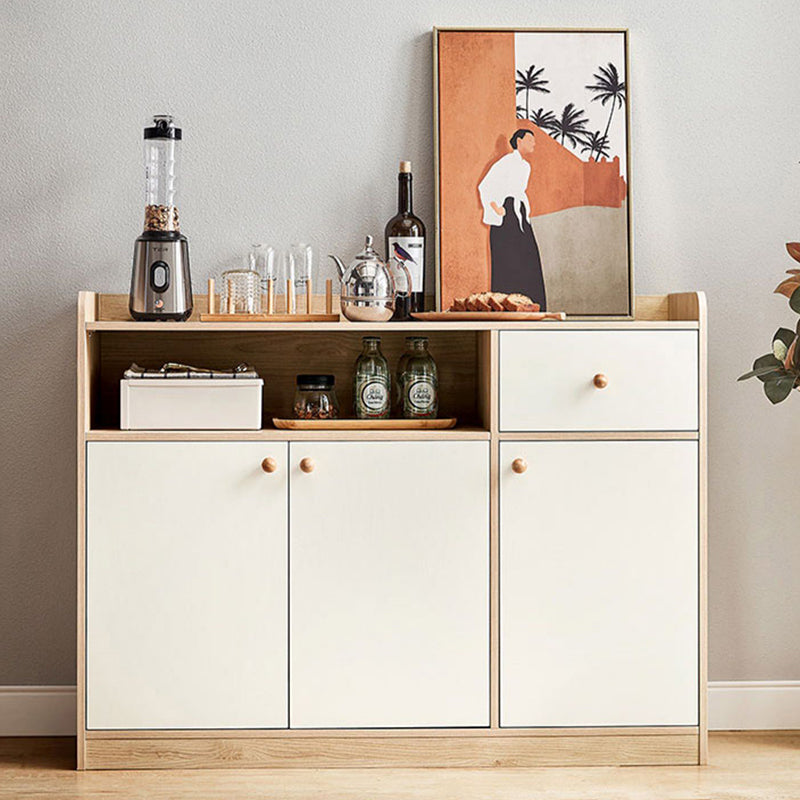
[[220, 269, 261, 314], [278, 249, 295, 313], [249, 244, 277, 291], [290, 243, 316, 313]]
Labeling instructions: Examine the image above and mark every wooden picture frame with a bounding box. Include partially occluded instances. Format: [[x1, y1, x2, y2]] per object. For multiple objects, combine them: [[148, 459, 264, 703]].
[[434, 28, 634, 318]]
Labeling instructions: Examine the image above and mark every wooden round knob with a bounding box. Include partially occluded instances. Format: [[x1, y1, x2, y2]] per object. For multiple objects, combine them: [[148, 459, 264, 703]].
[[299, 457, 315, 474], [511, 458, 528, 474], [261, 457, 277, 474], [593, 373, 609, 389]]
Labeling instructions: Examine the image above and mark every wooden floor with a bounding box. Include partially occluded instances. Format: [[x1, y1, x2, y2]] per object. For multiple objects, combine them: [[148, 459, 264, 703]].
[[0, 732, 798, 799]]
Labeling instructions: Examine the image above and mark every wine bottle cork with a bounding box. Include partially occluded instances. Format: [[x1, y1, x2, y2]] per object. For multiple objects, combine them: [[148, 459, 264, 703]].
[[399, 160, 411, 173]]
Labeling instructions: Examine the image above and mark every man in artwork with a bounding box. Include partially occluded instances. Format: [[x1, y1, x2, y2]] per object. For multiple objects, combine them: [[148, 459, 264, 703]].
[[477, 129, 546, 309]]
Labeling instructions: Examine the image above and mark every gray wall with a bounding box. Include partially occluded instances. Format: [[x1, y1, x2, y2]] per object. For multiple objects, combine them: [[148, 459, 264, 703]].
[[1, 0, 798, 685]]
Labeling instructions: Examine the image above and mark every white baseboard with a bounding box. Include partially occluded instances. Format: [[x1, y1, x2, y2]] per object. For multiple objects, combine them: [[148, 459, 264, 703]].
[[709, 681, 800, 730], [0, 686, 76, 736], [1, 682, 798, 735]]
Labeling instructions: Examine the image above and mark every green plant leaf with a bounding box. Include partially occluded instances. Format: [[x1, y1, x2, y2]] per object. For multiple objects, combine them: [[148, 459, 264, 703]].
[[739, 353, 785, 380], [764, 375, 796, 404], [774, 340, 788, 361], [774, 328, 795, 348], [791, 286, 800, 314], [751, 354, 784, 382], [738, 364, 785, 381]]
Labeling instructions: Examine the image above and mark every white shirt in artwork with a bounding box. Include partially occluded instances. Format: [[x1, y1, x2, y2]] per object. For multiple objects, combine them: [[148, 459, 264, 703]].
[[477, 149, 531, 228]]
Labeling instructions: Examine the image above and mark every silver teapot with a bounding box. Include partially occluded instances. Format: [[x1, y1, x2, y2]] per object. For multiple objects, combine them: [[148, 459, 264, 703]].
[[329, 235, 405, 322]]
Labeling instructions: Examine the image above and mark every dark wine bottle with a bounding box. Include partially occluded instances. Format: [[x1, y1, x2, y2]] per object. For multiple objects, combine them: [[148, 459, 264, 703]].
[[385, 160, 426, 316]]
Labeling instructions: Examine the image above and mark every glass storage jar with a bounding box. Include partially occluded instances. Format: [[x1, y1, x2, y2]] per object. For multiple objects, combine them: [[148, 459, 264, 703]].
[[293, 374, 339, 420], [220, 269, 261, 314]]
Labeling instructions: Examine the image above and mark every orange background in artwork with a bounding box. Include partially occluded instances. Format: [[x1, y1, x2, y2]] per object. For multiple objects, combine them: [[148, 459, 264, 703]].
[[437, 30, 627, 309]]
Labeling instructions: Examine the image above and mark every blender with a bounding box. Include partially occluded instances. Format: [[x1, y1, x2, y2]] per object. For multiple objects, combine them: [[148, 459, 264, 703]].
[[129, 114, 193, 320]]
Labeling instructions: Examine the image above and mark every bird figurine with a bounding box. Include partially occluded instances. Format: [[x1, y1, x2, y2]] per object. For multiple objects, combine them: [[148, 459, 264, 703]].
[[391, 242, 417, 265]]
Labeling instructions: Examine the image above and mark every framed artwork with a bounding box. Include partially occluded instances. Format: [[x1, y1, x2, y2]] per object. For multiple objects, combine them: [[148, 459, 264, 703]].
[[434, 28, 633, 317]]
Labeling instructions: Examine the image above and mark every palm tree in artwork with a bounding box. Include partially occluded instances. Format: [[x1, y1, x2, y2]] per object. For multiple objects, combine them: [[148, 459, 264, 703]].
[[580, 130, 610, 161], [529, 107, 557, 130], [548, 103, 589, 150], [516, 105, 527, 120], [515, 65, 550, 120], [585, 63, 626, 153]]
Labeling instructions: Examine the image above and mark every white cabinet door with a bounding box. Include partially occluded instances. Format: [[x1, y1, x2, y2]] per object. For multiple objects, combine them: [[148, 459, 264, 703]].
[[86, 442, 288, 729], [290, 441, 490, 728], [500, 441, 698, 727]]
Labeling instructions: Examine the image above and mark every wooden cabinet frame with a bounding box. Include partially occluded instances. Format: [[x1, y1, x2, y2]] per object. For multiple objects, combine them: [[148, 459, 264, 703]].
[[76, 291, 707, 770]]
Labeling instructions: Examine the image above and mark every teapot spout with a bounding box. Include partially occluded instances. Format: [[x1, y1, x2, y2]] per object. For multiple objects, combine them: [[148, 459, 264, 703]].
[[328, 254, 346, 280]]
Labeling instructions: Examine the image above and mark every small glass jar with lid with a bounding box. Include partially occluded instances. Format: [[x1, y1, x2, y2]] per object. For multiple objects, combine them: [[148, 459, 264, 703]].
[[293, 374, 339, 420]]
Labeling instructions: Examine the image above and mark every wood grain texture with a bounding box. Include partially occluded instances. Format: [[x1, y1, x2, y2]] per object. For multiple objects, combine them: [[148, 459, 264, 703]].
[[92, 292, 689, 327], [636, 294, 670, 320], [85, 429, 491, 441], [83, 733, 700, 770], [667, 291, 703, 322], [696, 293, 709, 764], [199, 313, 340, 322], [486, 330, 500, 728], [89, 319, 698, 332], [99, 293, 340, 321], [497, 431, 699, 441], [668, 292, 708, 762], [412, 311, 567, 321], [272, 417, 457, 430], [76, 292, 99, 770], [5, 733, 800, 798], [85, 726, 697, 740]]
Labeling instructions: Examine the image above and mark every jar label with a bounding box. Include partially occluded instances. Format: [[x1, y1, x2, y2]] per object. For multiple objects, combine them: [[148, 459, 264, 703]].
[[359, 380, 389, 413], [405, 378, 436, 415], [388, 236, 424, 293]]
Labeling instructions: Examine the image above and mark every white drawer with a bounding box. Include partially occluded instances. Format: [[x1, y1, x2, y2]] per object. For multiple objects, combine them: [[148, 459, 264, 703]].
[[499, 330, 699, 432]]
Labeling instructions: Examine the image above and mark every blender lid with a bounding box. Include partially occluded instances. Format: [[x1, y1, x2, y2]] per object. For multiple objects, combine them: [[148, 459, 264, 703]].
[[144, 114, 182, 140]]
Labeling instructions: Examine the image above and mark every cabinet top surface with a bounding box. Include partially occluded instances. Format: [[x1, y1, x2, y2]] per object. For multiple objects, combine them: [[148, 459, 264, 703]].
[[80, 293, 705, 331]]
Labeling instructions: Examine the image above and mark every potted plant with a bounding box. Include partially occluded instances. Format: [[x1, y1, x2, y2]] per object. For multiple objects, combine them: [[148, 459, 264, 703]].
[[739, 243, 800, 403]]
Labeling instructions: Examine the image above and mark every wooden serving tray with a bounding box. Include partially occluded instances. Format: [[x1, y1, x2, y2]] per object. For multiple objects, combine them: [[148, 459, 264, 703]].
[[411, 311, 566, 321], [272, 417, 457, 430], [199, 313, 340, 322]]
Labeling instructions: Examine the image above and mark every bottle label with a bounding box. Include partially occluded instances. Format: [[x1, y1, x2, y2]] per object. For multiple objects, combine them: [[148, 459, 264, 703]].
[[404, 378, 436, 416], [356, 378, 389, 417], [388, 236, 424, 293]]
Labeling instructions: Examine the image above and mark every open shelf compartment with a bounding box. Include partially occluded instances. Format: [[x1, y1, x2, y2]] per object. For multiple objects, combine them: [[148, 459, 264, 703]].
[[86, 328, 494, 434]]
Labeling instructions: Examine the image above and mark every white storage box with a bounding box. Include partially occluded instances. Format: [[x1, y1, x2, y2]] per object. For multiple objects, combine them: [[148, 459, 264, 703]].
[[120, 378, 263, 430]]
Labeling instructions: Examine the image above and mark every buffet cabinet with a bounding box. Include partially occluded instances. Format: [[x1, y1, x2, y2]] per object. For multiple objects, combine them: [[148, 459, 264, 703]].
[[76, 291, 707, 770]]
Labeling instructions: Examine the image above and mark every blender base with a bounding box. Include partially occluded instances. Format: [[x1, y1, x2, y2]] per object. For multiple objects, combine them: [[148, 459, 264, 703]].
[[129, 233, 193, 321]]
